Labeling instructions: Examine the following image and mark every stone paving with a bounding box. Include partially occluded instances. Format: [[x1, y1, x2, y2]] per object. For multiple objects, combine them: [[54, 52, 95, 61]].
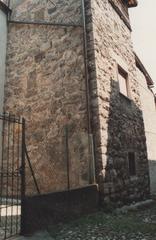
[[10, 201, 156, 240]]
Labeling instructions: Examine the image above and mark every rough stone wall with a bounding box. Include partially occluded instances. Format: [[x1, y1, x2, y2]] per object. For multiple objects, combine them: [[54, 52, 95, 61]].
[[0, 8, 7, 114], [4, 0, 150, 203], [9, 0, 81, 24], [137, 67, 156, 194], [5, 1, 91, 195], [86, 0, 150, 205], [0, 7, 7, 173]]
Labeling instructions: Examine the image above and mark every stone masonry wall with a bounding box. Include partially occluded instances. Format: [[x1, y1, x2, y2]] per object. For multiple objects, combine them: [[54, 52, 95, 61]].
[[0, 8, 7, 114], [86, 0, 150, 205], [4, 0, 150, 203], [9, 0, 82, 24], [4, 0, 91, 195], [0, 6, 8, 190], [136, 66, 156, 194]]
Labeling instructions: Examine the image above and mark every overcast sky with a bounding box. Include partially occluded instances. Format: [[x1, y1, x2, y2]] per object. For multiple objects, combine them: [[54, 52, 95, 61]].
[[129, 0, 156, 84]]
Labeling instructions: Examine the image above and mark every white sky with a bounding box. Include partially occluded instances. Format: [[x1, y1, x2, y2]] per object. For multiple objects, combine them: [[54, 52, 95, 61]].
[[129, 0, 156, 84]]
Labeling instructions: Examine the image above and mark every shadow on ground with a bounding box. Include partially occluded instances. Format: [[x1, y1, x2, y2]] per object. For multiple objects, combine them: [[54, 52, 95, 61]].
[[12, 201, 156, 240]]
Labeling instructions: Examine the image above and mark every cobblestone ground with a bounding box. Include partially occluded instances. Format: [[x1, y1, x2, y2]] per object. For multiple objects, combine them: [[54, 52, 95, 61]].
[[12, 202, 156, 240]]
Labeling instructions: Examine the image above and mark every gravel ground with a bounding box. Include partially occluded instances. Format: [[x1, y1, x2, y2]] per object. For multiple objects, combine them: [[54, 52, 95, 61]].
[[12, 201, 156, 240]]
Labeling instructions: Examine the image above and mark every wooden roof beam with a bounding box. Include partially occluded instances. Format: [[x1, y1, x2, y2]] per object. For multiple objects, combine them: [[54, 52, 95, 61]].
[[125, 0, 138, 8]]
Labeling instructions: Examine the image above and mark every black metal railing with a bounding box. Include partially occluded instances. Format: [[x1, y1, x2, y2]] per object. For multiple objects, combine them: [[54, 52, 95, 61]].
[[0, 113, 40, 239], [24, 144, 40, 195], [0, 113, 25, 239], [0, 112, 96, 238]]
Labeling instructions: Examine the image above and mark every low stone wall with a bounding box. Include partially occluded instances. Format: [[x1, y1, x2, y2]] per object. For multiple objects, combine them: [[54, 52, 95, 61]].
[[21, 184, 99, 235]]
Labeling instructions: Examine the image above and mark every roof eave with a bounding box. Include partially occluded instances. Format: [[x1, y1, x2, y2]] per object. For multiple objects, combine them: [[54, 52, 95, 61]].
[[127, 0, 138, 8], [135, 53, 154, 86], [0, 1, 11, 15]]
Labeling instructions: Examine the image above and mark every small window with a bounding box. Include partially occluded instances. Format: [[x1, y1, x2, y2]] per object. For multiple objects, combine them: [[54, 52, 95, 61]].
[[128, 152, 136, 176], [118, 66, 130, 98]]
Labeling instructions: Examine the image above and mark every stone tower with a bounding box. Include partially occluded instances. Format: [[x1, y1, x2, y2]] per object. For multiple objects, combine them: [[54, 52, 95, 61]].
[[3, 0, 150, 205]]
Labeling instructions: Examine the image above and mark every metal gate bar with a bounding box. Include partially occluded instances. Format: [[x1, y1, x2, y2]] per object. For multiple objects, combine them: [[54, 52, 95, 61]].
[[0, 113, 24, 239]]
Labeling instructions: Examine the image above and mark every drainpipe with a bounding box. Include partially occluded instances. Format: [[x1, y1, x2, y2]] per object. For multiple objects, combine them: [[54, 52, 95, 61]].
[[81, 0, 92, 135], [8, 0, 10, 8], [81, 0, 96, 184]]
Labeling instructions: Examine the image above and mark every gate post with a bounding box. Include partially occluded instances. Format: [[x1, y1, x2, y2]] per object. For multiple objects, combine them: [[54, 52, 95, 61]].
[[20, 118, 26, 235]]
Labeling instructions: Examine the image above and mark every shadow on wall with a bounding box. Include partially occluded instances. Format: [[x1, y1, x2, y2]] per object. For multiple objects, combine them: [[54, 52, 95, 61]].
[[149, 160, 156, 195], [99, 79, 150, 206]]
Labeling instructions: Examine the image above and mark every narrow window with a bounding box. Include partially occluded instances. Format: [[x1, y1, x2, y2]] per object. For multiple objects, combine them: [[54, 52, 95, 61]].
[[128, 152, 136, 176], [118, 66, 130, 98]]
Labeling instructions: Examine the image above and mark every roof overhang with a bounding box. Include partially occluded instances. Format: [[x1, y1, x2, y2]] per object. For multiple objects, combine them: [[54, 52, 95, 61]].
[[125, 0, 138, 8], [0, 1, 11, 15], [135, 53, 154, 86]]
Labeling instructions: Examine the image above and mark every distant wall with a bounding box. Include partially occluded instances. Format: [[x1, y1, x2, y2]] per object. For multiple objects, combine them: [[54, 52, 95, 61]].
[[137, 66, 156, 194], [0, 8, 7, 113]]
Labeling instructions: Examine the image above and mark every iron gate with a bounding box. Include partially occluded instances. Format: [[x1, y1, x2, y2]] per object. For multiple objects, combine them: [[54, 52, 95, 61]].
[[0, 113, 25, 239]]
